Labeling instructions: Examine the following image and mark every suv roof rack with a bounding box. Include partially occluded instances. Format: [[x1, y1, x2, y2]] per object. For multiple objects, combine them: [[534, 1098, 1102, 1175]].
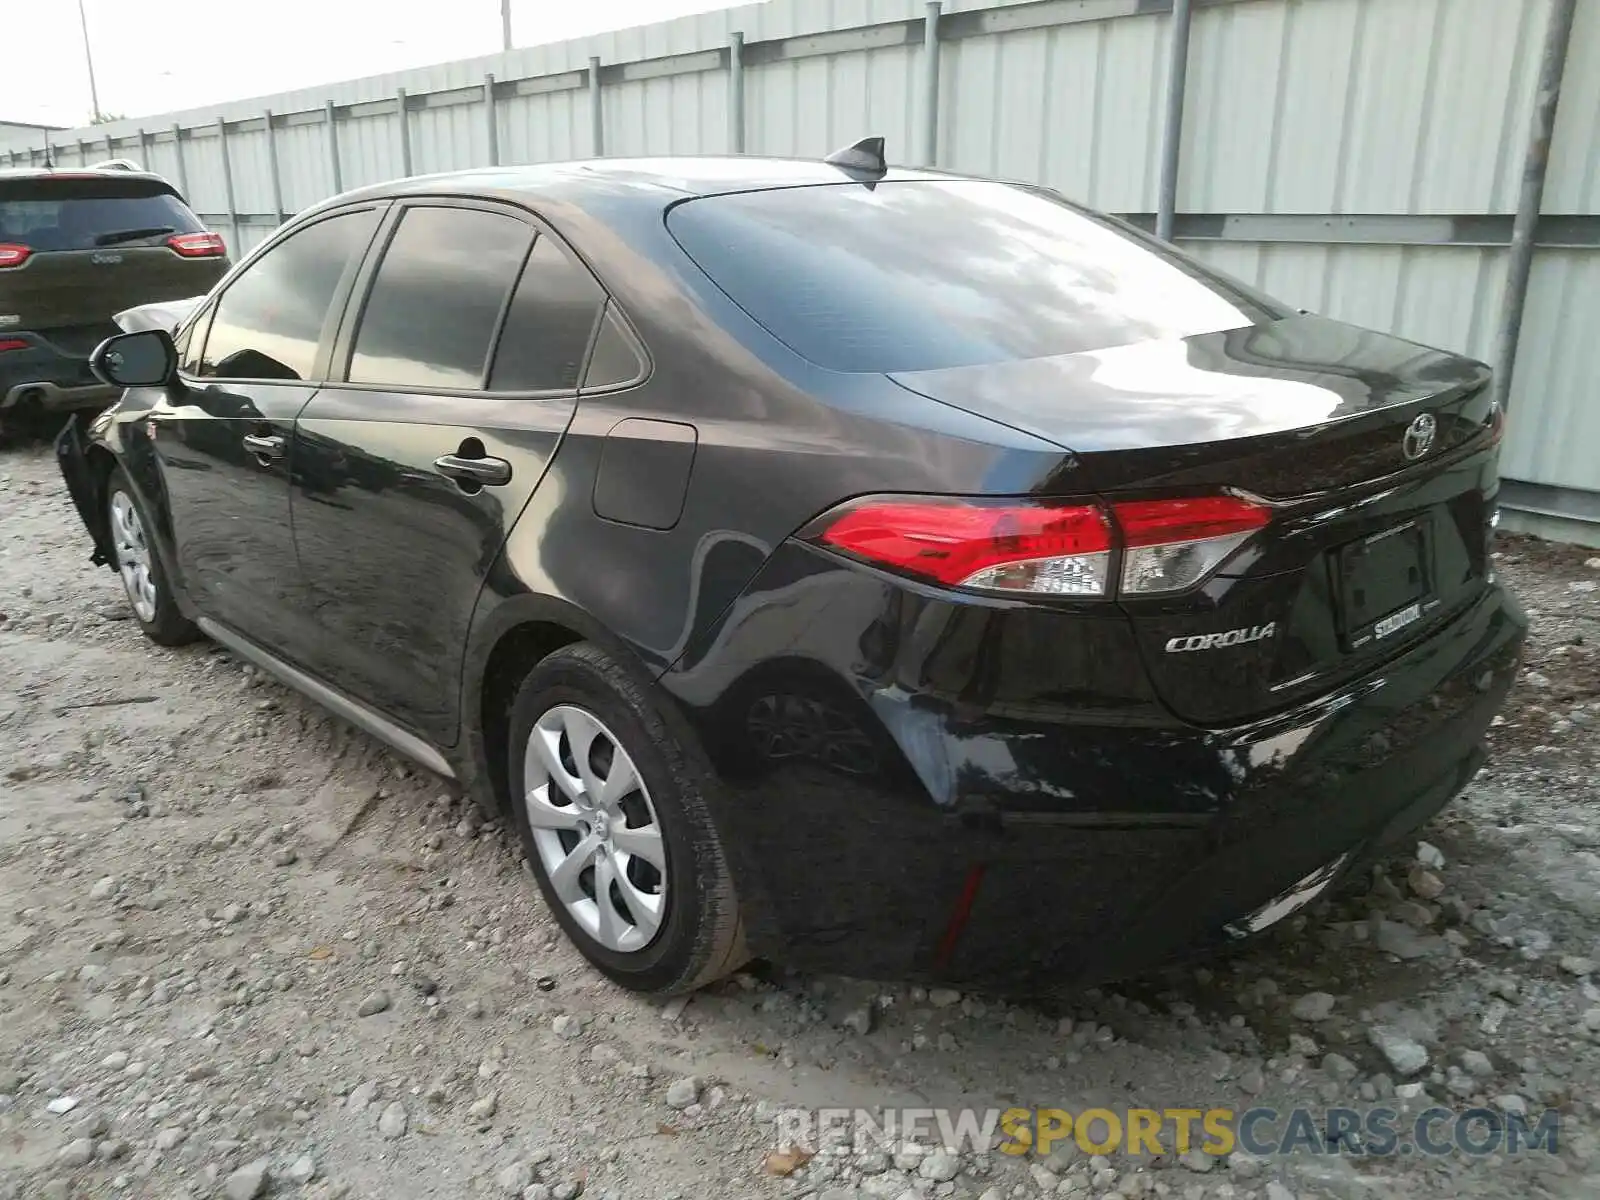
[[89, 158, 144, 172]]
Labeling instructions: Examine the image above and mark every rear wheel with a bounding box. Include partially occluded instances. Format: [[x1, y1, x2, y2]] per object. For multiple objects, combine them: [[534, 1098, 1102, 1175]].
[[106, 468, 198, 646], [507, 643, 746, 994]]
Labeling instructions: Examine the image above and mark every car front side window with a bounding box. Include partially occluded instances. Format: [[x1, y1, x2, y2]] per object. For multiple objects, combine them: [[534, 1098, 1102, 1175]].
[[198, 208, 379, 383]]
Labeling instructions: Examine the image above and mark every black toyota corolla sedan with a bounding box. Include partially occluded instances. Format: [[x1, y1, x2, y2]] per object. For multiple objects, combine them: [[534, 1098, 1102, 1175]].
[[56, 145, 1526, 995]]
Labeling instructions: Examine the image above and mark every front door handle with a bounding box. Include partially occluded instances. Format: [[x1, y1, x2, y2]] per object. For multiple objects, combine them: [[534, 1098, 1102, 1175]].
[[242, 433, 285, 461], [434, 454, 512, 487]]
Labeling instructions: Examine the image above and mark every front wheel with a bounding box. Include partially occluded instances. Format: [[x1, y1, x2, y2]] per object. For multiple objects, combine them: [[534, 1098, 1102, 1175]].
[[507, 643, 746, 994], [106, 468, 198, 646]]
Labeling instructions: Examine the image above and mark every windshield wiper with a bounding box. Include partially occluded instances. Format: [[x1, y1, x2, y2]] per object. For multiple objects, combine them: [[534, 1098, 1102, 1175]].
[[92, 226, 176, 247]]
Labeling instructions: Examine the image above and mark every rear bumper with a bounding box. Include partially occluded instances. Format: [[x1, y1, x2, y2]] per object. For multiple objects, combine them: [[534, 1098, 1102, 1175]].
[[3, 379, 120, 414], [665, 540, 1526, 985], [1, 333, 118, 414]]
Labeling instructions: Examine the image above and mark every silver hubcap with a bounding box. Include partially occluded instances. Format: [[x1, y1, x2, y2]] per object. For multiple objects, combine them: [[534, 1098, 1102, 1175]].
[[523, 704, 667, 953], [109, 490, 157, 623]]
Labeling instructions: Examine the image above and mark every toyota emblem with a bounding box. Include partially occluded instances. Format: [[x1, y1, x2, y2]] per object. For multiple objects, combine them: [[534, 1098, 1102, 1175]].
[[1402, 413, 1437, 461]]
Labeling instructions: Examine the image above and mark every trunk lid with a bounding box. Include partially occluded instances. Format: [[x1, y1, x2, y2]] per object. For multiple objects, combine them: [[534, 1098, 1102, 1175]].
[[890, 314, 1502, 726], [2, 247, 220, 332]]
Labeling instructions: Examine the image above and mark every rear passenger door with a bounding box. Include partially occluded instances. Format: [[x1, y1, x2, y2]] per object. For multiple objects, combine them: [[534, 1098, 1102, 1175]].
[[290, 200, 612, 746]]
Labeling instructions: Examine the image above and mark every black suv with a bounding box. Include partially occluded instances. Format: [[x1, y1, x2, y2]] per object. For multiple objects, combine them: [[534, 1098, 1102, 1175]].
[[0, 165, 229, 437]]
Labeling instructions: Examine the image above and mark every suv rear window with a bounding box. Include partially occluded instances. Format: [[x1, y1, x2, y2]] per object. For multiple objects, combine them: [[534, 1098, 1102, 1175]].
[[666, 181, 1284, 373], [0, 177, 204, 252]]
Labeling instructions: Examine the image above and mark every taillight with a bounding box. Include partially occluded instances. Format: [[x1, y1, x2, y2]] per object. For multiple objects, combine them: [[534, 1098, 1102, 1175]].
[[0, 243, 31, 268], [806, 497, 1114, 595], [802, 493, 1271, 598], [1112, 495, 1271, 596], [167, 232, 227, 258], [0, 338, 29, 353]]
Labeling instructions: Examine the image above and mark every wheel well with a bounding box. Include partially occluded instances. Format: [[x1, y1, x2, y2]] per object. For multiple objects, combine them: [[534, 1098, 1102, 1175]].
[[479, 621, 583, 812], [84, 445, 120, 552]]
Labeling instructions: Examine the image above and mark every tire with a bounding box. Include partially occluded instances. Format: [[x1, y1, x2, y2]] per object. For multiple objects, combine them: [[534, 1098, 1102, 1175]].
[[105, 468, 199, 646], [507, 642, 747, 994]]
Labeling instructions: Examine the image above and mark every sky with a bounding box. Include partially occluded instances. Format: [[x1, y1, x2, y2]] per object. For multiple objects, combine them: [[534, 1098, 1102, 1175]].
[[5, 0, 737, 129]]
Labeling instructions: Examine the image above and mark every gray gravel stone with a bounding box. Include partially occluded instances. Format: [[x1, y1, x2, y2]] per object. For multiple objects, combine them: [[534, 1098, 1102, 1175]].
[[89, 876, 116, 901], [1368, 1026, 1429, 1076], [1322, 1052, 1359, 1082], [551, 1014, 583, 1039], [223, 1158, 270, 1200], [1290, 992, 1336, 1022], [665, 1076, 701, 1109], [918, 1150, 961, 1182], [287, 1153, 317, 1184], [57, 1138, 96, 1167], [377, 1101, 408, 1138], [468, 1093, 498, 1121], [1373, 920, 1445, 960], [356, 991, 391, 1017], [1461, 1050, 1495, 1078], [522, 1188, 552, 1200], [497, 1162, 534, 1194]]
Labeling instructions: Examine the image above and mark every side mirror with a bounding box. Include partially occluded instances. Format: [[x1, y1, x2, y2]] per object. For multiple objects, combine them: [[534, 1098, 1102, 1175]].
[[90, 329, 178, 388]]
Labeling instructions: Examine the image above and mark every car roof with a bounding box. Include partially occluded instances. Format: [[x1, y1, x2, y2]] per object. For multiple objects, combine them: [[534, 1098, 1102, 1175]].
[[322, 155, 981, 215], [0, 166, 178, 189]]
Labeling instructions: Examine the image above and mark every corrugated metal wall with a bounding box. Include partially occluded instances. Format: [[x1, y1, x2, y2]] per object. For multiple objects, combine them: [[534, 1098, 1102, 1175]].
[[5, 0, 1596, 541]]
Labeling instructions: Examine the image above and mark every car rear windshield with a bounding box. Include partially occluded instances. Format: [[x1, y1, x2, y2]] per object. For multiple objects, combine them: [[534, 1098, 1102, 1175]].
[[666, 180, 1285, 373], [0, 177, 204, 252]]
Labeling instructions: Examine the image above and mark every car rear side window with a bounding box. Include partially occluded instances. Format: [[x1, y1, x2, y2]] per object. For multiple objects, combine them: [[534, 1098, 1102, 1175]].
[[487, 235, 606, 392], [349, 206, 533, 391], [666, 181, 1283, 373], [0, 178, 204, 251], [200, 209, 378, 382]]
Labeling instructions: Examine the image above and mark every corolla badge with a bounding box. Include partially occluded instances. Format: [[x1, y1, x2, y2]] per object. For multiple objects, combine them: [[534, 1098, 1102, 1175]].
[[1402, 412, 1437, 461], [1164, 622, 1276, 653]]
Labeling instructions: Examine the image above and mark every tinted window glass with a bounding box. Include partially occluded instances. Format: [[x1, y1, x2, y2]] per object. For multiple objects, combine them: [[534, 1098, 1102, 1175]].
[[667, 181, 1282, 373], [201, 210, 377, 382], [349, 207, 532, 390], [581, 305, 644, 390], [487, 235, 605, 391], [0, 178, 204, 251]]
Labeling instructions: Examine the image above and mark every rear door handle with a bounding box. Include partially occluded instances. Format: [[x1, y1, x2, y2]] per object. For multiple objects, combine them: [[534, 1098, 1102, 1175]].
[[242, 433, 285, 460], [434, 454, 512, 487]]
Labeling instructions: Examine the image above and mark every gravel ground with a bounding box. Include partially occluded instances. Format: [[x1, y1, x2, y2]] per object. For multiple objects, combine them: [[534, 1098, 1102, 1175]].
[[3, 439, 1600, 1200]]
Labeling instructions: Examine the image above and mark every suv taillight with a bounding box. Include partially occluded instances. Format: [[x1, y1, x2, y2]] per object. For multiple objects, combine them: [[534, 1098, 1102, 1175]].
[[802, 494, 1271, 598], [0, 243, 31, 268], [167, 232, 227, 258]]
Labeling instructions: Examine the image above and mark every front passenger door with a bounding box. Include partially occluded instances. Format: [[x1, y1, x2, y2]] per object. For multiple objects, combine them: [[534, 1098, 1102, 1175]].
[[150, 206, 380, 655]]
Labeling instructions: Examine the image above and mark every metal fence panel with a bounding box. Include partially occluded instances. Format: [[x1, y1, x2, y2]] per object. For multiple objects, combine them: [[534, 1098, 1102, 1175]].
[[4, 0, 1595, 538]]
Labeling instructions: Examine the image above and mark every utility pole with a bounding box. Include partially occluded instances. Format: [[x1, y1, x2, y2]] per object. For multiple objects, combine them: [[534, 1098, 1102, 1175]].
[[501, 0, 512, 51], [77, 0, 103, 123]]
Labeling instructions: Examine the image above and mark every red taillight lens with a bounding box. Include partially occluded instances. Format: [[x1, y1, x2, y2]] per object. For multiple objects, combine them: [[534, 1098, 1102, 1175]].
[[806, 496, 1115, 595], [804, 493, 1270, 598], [167, 232, 227, 258], [0, 338, 29, 353], [0, 243, 32, 268], [1113, 495, 1270, 595]]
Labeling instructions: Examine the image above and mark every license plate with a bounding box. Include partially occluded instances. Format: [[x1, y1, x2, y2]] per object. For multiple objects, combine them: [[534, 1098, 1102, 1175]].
[[1336, 518, 1432, 648], [1372, 601, 1422, 640]]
